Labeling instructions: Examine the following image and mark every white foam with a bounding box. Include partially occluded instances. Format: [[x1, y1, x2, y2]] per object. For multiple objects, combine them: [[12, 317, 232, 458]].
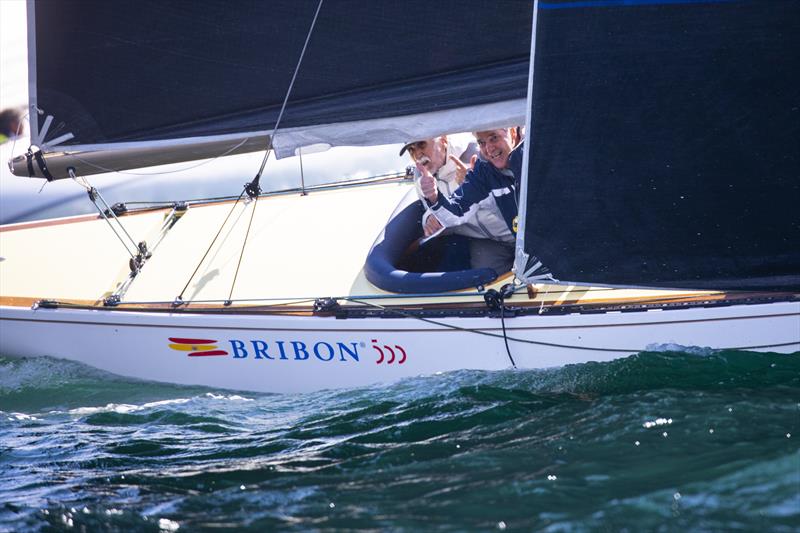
[[205, 392, 254, 402], [645, 343, 715, 356], [158, 518, 180, 532], [3, 411, 40, 421], [70, 403, 141, 415], [66, 397, 192, 416]]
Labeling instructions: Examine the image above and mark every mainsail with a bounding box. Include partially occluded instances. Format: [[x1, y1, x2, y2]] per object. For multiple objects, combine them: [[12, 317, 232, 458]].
[[13, 0, 534, 179], [517, 0, 800, 291]]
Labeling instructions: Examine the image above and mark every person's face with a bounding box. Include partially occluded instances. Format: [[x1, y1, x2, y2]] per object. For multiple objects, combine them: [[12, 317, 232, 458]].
[[475, 129, 513, 169], [407, 137, 448, 174]]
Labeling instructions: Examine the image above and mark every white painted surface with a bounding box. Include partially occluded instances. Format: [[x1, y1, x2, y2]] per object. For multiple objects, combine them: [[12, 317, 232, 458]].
[[1, 301, 797, 393]]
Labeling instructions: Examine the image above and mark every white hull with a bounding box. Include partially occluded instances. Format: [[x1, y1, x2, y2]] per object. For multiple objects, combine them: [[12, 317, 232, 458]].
[[2, 301, 797, 393]]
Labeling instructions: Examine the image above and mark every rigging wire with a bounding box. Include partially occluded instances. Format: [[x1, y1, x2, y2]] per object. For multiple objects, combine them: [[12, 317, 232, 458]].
[[225, 198, 259, 306], [104, 205, 184, 304], [78, 169, 407, 215], [70, 170, 139, 259], [247, 0, 325, 194], [224, 0, 325, 303], [174, 189, 249, 304]]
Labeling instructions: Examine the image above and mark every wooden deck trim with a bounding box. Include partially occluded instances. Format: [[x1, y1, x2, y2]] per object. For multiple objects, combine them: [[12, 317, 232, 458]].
[[2, 290, 795, 315]]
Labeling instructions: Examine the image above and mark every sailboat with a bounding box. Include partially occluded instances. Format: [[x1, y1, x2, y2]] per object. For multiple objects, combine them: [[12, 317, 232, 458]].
[[1, 0, 798, 393]]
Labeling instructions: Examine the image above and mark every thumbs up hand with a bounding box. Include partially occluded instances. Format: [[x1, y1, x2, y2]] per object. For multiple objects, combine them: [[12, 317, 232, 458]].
[[417, 162, 438, 204]]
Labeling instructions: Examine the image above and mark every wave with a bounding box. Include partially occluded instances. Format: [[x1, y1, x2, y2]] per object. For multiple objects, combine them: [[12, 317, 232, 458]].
[[1, 349, 797, 413], [1, 349, 798, 532], [0, 355, 236, 413]]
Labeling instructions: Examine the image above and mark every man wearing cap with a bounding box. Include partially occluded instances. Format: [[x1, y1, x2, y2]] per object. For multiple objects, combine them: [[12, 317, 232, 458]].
[[401, 134, 476, 206], [416, 128, 523, 274], [401, 133, 512, 272]]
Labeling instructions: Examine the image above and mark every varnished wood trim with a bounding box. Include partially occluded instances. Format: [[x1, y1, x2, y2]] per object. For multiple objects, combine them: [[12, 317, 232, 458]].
[[0, 296, 103, 307], [1, 311, 797, 335], [1, 291, 794, 313]]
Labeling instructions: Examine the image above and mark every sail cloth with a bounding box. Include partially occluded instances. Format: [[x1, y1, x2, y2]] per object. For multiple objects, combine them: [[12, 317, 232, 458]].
[[20, 0, 533, 178], [519, 0, 800, 291]]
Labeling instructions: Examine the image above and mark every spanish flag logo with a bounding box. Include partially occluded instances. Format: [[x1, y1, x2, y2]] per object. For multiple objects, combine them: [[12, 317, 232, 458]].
[[168, 337, 228, 357]]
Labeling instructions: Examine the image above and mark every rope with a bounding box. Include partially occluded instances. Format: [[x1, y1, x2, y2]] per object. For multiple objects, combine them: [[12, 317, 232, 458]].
[[499, 289, 518, 368], [343, 297, 644, 353]]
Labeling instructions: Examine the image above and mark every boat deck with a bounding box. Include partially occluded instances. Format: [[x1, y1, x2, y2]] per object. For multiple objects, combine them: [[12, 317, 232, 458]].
[[1, 179, 794, 315]]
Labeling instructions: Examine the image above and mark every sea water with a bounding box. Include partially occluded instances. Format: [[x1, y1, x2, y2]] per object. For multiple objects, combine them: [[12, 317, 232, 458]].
[[1, 350, 798, 532]]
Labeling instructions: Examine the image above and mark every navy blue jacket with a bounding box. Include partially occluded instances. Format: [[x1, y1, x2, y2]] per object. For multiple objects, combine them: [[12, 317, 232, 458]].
[[428, 142, 524, 241]]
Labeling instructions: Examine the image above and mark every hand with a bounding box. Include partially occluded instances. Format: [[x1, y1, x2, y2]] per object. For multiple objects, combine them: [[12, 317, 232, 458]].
[[423, 215, 443, 237], [417, 162, 438, 203], [449, 154, 477, 185]]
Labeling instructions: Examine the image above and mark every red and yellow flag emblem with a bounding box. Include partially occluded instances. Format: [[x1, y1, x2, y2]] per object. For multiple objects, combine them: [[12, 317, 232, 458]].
[[168, 337, 228, 357]]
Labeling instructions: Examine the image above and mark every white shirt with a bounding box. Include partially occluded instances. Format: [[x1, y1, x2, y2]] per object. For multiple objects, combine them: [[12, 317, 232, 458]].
[[416, 133, 509, 241]]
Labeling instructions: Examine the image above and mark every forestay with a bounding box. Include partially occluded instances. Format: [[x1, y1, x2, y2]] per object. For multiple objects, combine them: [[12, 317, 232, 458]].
[[516, 0, 800, 291]]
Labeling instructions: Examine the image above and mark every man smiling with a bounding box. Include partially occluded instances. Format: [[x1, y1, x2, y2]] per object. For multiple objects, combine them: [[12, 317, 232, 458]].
[[417, 128, 523, 273], [401, 134, 474, 202], [401, 134, 508, 244]]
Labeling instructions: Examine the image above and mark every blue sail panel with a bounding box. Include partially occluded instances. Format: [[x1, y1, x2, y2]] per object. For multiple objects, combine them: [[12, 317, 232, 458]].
[[521, 0, 800, 290]]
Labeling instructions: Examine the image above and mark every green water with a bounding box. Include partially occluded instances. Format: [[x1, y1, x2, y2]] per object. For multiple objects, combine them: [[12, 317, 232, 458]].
[[1, 350, 798, 532]]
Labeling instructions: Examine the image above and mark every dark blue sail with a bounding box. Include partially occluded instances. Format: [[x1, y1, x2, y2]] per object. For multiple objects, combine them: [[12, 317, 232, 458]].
[[30, 0, 532, 146], [521, 0, 800, 291]]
